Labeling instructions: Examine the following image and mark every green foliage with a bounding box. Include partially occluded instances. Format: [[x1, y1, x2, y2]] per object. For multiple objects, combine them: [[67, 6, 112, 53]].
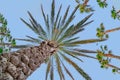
[[0, 13, 16, 54], [75, 0, 120, 21], [112, 69, 118, 73], [97, 45, 113, 69], [96, 23, 109, 39], [111, 6, 120, 20], [75, 0, 94, 13], [97, 0, 108, 8], [0, 48, 3, 53]]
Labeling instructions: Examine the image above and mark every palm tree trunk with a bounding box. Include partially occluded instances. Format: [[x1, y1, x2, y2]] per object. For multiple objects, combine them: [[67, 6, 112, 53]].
[[0, 41, 58, 80]]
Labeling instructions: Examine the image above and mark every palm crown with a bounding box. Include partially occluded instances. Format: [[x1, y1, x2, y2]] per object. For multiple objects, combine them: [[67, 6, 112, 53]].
[[15, 0, 106, 80]]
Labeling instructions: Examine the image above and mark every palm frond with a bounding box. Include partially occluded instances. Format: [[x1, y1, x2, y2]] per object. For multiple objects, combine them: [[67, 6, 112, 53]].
[[21, 12, 47, 40], [73, 48, 97, 53], [56, 5, 79, 41], [62, 5, 79, 30], [74, 13, 93, 30], [61, 53, 92, 80], [59, 38, 105, 47], [61, 5, 70, 26], [54, 5, 62, 28], [41, 5, 50, 37], [60, 59, 74, 80], [67, 50, 96, 59], [15, 38, 39, 43], [60, 48, 83, 62], [58, 14, 93, 43], [69, 20, 93, 38], [55, 54, 65, 80], [41, 5, 48, 28], [52, 5, 62, 40], [26, 35, 42, 43], [45, 60, 51, 80], [50, 58, 54, 80], [20, 18, 35, 32], [51, 0, 55, 26], [11, 44, 33, 48], [69, 38, 106, 45], [57, 24, 74, 43], [62, 37, 79, 43]]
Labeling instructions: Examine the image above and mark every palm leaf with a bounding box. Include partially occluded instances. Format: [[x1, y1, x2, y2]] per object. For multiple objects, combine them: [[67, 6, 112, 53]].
[[52, 5, 62, 40], [41, 5, 50, 38], [56, 5, 79, 41], [61, 5, 70, 26], [41, 5, 49, 31], [15, 38, 40, 43], [73, 48, 97, 53], [62, 37, 79, 43], [55, 54, 65, 80], [69, 20, 93, 38], [54, 5, 62, 28], [11, 44, 33, 48], [60, 59, 74, 80], [67, 50, 96, 59], [50, 58, 54, 80], [60, 48, 83, 62], [61, 53, 92, 80], [26, 35, 41, 43], [70, 38, 106, 45], [74, 13, 93, 30], [51, 0, 55, 26], [57, 24, 74, 42], [45, 60, 51, 80], [21, 12, 47, 40], [61, 5, 79, 30], [58, 14, 93, 43], [20, 18, 35, 32]]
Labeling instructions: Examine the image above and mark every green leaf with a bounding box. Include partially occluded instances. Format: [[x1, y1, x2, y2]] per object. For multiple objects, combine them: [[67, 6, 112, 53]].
[[11, 39, 16, 46], [0, 48, 3, 53]]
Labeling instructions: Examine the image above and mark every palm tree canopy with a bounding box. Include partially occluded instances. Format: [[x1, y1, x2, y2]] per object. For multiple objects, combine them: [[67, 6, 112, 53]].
[[15, 0, 106, 80]]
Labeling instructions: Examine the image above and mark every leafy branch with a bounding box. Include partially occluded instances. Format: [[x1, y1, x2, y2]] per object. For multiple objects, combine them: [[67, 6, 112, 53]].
[[96, 23, 120, 40], [97, 0, 108, 8], [0, 13, 16, 54], [75, 0, 94, 13], [111, 6, 120, 20]]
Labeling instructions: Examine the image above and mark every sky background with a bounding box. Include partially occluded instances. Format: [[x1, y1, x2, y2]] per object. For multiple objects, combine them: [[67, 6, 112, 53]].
[[0, 0, 120, 80]]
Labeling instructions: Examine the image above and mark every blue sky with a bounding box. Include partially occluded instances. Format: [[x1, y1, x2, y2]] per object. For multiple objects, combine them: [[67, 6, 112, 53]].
[[0, 0, 120, 80]]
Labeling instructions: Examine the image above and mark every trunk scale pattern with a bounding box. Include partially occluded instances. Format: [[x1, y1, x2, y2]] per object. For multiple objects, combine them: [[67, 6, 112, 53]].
[[0, 41, 58, 80]]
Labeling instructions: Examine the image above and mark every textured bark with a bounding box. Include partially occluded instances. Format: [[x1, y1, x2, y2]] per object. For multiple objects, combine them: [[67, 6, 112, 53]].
[[0, 41, 58, 80]]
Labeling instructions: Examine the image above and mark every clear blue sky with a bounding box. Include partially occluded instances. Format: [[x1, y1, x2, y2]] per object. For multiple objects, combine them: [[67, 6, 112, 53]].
[[0, 0, 120, 80]]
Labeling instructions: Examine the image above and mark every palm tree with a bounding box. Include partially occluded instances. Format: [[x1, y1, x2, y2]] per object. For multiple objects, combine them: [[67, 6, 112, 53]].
[[0, 0, 106, 80]]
